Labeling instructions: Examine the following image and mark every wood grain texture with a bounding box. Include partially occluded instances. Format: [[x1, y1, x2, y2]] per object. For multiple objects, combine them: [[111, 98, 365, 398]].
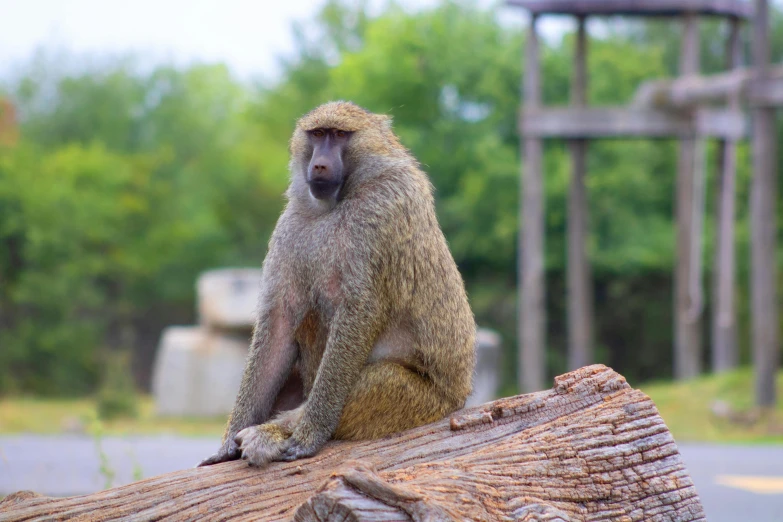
[[0, 365, 706, 522]]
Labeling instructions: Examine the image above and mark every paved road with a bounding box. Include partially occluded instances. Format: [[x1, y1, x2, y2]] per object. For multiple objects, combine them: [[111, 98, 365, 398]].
[[677, 444, 783, 522], [1, 436, 781, 520], [0, 435, 219, 498]]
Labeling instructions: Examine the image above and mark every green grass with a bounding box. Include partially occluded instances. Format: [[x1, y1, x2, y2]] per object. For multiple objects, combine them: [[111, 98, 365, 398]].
[[0, 396, 225, 437], [1, 368, 782, 443], [639, 367, 783, 444]]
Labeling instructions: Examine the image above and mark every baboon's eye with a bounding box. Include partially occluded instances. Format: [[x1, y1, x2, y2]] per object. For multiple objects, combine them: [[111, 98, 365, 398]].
[[336, 130, 347, 138], [312, 129, 325, 138]]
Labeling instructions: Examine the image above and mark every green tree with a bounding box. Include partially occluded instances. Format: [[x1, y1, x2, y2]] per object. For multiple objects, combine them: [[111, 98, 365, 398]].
[[3, 0, 783, 395]]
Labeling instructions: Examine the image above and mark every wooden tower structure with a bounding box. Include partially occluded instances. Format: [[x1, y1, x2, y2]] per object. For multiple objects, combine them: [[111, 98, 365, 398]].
[[509, 0, 779, 407]]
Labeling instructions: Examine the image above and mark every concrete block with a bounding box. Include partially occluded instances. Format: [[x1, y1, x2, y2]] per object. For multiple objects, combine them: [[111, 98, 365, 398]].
[[152, 321, 500, 416], [152, 326, 249, 417], [466, 328, 502, 407], [197, 268, 261, 330]]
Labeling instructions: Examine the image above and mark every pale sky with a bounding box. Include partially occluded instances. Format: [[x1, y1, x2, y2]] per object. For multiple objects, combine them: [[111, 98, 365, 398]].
[[0, 0, 533, 81], [2, 1, 773, 83], [0, 0, 353, 79]]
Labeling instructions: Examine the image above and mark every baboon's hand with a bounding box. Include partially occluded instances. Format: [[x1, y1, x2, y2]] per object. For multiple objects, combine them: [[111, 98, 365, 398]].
[[197, 438, 240, 467], [234, 425, 288, 467], [280, 430, 326, 462]]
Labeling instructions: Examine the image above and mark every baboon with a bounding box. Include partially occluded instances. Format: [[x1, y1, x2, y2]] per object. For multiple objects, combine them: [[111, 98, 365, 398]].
[[199, 101, 476, 467]]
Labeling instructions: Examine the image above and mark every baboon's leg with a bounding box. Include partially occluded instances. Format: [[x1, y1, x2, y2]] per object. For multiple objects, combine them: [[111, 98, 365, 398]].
[[334, 362, 456, 440]]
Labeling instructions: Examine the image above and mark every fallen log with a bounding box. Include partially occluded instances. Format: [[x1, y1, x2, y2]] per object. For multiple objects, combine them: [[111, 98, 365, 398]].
[[0, 365, 705, 521]]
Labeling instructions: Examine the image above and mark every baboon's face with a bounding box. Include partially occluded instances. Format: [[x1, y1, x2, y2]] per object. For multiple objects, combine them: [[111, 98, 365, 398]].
[[305, 128, 354, 201]]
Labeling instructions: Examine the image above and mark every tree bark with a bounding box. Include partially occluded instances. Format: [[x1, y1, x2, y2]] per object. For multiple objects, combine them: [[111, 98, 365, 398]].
[[1, 365, 706, 522]]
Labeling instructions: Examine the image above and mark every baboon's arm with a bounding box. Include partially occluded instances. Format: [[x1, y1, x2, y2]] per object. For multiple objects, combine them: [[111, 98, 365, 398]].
[[282, 296, 382, 460], [198, 302, 297, 466], [227, 306, 298, 436]]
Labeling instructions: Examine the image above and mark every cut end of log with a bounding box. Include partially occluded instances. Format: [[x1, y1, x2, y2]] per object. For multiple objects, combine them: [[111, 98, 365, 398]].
[[1, 365, 705, 522]]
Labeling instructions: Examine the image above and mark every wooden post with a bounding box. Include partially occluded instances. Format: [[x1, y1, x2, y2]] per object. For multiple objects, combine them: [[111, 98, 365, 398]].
[[674, 13, 703, 380], [711, 17, 742, 373], [567, 16, 593, 370], [519, 14, 545, 393], [750, 0, 779, 407]]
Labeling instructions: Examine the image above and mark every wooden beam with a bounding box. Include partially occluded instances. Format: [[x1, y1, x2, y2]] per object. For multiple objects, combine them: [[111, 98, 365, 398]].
[[694, 108, 747, 140], [522, 107, 691, 137], [748, 76, 783, 106], [506, 0, 753, 19], [633, 65, 783, 109], [519, 14, 546, 393], [674, 13, 703, 381], [567, 15, 593, 371], [712, 16, 742, 373], [572, 17, 588, 108], [750, 0, 779, 407], [520, 107, 746, 139], [634, 69, 745, 108]]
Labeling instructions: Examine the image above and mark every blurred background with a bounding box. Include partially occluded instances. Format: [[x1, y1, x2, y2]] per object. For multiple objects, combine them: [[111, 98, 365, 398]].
[[0, 0, 782, 518]]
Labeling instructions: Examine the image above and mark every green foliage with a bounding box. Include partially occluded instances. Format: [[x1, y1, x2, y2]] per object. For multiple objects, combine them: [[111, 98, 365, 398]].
[[96, 351, 139, 421], [324, 2, 523, 271], [1, 60, 285, 394], [2, 0, 783, 395], [88, 415, 116, 489]]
